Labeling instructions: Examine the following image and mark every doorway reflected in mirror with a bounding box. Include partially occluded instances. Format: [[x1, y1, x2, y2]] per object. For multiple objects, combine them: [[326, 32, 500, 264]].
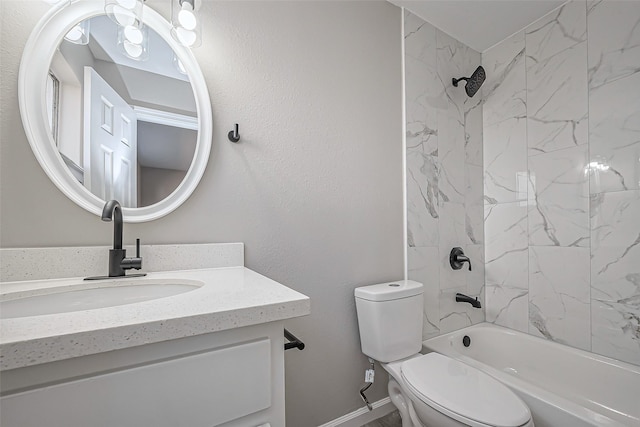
[[49, 15, 197, 208]]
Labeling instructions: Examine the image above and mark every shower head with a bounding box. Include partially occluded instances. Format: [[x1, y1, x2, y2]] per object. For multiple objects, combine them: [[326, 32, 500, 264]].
[[452, 66, 486, 98]]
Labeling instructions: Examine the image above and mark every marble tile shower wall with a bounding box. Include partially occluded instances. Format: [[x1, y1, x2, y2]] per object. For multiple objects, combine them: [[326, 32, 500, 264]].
[[482, 0, 640, 365], [404, 11, 485, 339]]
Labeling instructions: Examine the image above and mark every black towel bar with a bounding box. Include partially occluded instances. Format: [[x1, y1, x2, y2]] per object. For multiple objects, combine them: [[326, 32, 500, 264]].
[[284, 329, 305, 351]]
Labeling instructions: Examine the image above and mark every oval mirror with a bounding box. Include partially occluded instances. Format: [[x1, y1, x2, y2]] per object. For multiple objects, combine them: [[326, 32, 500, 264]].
[[19, 1, 212, 222]]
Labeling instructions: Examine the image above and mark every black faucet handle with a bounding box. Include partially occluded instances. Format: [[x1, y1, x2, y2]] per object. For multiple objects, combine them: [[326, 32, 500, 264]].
[[450, 247, 472, 271], [119, 238, 143, 271], [124, 238, 143, 270]]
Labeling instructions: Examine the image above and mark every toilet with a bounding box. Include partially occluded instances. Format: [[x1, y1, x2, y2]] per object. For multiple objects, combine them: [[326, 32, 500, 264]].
[[355, 280, 534, 427]]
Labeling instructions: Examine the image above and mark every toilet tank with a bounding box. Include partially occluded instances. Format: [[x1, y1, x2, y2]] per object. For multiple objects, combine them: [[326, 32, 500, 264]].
[[354, 280, 423, 363]]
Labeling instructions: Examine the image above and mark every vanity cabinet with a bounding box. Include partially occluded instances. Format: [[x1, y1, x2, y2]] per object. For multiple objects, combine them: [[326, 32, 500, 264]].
[[0, 321, 285, 427]]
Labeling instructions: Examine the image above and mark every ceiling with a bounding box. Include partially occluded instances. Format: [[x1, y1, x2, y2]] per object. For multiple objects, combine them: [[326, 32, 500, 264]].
[[388, 0, 565, 52]]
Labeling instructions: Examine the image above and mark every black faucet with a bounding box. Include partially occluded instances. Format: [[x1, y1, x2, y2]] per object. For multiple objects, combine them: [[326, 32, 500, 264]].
[[85, 200, 145, 280], [450, 247, 472, 271], [456, 293, 481, 308]]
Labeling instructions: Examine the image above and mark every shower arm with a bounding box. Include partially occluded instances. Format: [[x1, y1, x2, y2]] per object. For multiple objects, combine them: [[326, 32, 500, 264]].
[[451, 77, 469, 87]]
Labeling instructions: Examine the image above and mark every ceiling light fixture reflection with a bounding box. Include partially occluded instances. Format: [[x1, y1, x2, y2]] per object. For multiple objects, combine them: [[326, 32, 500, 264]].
[[178, 1, 197, 30], [118, 23, 148, 61], [64, 19, 90, 45], [105, 0, 143, 28], [171, 0, 201, 48], [124, 25, 143, 44], [42, 0, 204, 57]]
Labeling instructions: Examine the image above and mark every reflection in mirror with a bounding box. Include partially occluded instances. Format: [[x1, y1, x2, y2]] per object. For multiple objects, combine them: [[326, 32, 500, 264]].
[[48, 15, 197, 208]]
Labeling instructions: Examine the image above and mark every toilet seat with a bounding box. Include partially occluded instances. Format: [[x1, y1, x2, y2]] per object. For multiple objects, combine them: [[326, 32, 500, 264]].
[[400, 353, 531, 427]]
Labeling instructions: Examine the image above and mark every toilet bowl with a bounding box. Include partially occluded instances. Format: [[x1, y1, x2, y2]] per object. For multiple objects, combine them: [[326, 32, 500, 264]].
[[354, 280, 533, 427], [383, 353, 533, 427]]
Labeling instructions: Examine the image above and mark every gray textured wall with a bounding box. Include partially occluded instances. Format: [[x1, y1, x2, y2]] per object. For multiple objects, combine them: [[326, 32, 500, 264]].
[[0, 1, 404, 425]]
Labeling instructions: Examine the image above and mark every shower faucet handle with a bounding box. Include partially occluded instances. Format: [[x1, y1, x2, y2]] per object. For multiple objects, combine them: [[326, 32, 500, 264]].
[[450, 247, 472, 271]]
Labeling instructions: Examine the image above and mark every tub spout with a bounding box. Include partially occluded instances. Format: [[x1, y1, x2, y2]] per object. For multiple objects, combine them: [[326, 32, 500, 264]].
[[456, 293, 481, 308]]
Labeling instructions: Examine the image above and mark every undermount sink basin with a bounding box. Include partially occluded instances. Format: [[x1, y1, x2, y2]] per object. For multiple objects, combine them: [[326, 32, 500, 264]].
[[0, 279, 202, 319]]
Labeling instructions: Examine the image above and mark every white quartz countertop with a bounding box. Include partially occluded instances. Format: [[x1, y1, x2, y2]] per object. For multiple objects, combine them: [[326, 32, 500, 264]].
[[0, 267, 310, 371]]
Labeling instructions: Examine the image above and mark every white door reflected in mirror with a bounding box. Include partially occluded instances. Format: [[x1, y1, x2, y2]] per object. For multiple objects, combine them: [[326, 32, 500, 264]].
[[84, 67, 137, 206]]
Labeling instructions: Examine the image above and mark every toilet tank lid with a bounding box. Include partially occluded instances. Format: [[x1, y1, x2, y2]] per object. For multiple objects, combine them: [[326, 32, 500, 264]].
[[354, 280, 423, 301]]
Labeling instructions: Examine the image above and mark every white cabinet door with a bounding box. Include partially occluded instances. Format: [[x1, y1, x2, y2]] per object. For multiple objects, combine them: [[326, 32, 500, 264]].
[[1, 339, 272, 427]]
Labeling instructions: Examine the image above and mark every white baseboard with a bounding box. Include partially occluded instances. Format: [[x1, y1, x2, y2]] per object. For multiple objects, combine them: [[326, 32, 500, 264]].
[[317, 397, 395, 427]]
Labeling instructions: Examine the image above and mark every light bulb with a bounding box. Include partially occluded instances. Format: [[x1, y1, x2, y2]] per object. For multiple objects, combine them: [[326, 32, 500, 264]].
[[64, 20, 90, 45], [178, 2, 197, 31], [176, 27, 197, 47], [65, 25, 84, 42], [124, 25, 143, 44], [123, 40, 143, 58]]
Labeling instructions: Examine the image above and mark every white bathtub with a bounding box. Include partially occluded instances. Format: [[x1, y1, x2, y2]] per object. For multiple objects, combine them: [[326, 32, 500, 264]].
[[423, 323, 640, 427]]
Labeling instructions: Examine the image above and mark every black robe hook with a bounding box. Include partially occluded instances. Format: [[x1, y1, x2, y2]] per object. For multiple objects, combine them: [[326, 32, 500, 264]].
[[228, 123, 240, 143]]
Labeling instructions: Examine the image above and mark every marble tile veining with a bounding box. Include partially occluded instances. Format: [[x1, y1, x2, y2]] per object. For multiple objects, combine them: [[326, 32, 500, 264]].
[[439, 203, 467, 290], [436, 29, 482, 214], [465, 103, 483, 167], [526, 42, 588, 155], [405, 11, 441, 249], [483, 32, 527, 205], [405, 12, 439, 157], [588, 72, 640, 194], [482, 31, 526, 128], [484, 202, 528, 289], [486, 284, 529, 333], [438, 98, 466, 205], [483, 118, 528, 205], [525, 0, 588, 156], [588, 0, 640, 194], [406, 150, 439, 247], [587, 0, 640, 91], [482, 0, 640, 366], [591, 299, 640, 365], [528, 246, 591, 350], [525, 0, 586, 64], [528, 145, 590, 247], [590, 190, 640, 303], [405, 10, 484, 341], [465, 164, 484, 246]]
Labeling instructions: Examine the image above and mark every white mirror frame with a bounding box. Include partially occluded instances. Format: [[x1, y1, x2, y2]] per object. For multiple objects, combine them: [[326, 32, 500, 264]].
[[19, 0, 212, 222]]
